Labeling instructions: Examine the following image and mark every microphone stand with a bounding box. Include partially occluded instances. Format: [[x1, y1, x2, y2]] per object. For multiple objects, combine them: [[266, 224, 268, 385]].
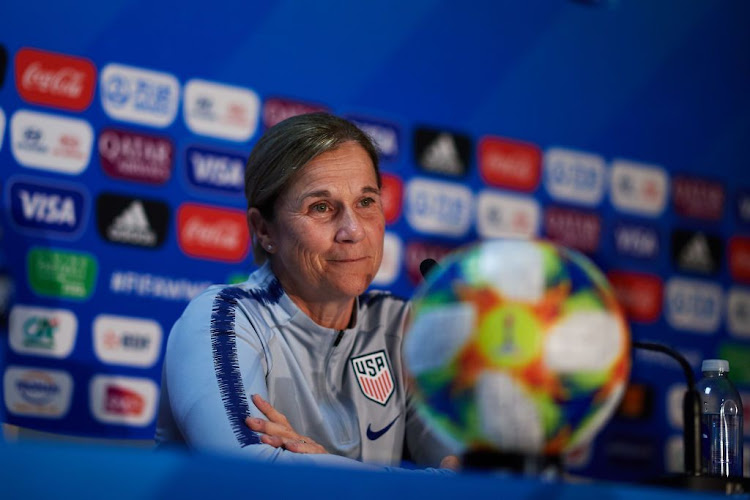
[[632, 341, 748, 494]]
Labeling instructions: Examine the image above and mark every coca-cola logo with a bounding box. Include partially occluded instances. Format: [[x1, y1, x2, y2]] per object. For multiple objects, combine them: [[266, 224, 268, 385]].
[[177, 202, 249, 262], [15, 47, 96, 111]]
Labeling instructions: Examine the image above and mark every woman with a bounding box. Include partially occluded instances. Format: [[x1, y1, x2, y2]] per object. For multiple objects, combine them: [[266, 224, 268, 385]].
[[156, 113, 457, 471]]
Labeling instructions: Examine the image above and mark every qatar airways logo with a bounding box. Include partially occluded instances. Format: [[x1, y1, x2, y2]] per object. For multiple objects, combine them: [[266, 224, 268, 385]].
[[183, 79, 260, 141], [99, 128, 173, 185], [672, 175, 724, 221], [177, 203, 249, 262], [15, 47, 96, 111], [404, 241, 455, 285], [90, 375, 157, 426], [543, 206, 601, 253], [262, 97, 328, 129]]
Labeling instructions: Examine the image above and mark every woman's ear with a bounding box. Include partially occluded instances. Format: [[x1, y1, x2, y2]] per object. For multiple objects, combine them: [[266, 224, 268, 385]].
[[248, 207, 274, 253]]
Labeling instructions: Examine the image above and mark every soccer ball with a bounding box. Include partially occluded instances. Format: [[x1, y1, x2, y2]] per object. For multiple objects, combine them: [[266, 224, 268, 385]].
[[403, 239, 630, 458]]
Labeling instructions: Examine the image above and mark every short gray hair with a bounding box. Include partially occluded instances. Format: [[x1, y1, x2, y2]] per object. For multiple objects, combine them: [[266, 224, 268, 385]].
[[245, 112, 381, 264]]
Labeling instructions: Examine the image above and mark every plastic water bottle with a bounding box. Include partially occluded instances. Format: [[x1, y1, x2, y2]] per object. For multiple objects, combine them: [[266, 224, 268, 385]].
[[697, 359, 744, 477]]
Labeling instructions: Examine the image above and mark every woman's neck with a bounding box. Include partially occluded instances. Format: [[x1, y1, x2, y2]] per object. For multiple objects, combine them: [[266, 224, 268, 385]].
[[285, 291, 354, 330]]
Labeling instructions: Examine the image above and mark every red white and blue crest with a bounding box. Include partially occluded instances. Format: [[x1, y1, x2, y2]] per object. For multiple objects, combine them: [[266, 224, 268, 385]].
[[350, 350, 394, 406]]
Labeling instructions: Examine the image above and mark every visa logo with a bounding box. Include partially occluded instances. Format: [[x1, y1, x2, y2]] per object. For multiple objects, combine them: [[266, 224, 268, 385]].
[[613, 222, 659, 259], [186, 146, 245, 195], [10, 179, 86, 235]]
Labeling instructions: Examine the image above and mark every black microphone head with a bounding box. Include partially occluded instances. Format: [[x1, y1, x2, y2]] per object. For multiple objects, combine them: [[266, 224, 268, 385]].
[[419, 258, 439, 279]]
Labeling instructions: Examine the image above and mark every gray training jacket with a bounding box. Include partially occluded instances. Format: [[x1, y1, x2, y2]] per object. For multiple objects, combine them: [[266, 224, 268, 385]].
[[155, 262, 455, 470]]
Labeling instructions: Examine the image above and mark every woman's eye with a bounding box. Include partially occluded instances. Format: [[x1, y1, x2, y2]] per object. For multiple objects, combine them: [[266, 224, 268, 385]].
[[312, 202, 328, 213]]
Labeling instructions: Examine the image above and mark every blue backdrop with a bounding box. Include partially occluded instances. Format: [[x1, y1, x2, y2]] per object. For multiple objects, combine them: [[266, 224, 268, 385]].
[[0, 0, 748, 483]]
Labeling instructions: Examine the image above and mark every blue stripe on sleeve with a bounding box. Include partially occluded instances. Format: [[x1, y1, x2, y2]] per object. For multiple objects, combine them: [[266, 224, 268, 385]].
[[210, 286, 262, 447]]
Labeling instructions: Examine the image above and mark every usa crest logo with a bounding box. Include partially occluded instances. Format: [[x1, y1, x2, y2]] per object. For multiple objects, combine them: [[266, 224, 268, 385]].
[[350, 350, 394, 406]]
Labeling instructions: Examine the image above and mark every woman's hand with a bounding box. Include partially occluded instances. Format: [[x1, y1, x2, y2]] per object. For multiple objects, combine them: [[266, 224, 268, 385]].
[[245, 394, 328, 454], [440, 455, 461, 471]]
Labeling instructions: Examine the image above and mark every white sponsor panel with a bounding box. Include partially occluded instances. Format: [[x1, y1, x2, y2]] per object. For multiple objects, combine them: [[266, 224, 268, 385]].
[[4, 365, 73, 418], [610, 160, 668, 216], [476, 190, 540, 239], [93, 314, 162, 367], [0, 107, 5, 151], [183, 79, 259, 141], [665, 435, 684, 474], [543, 148, 606, 206], [372, 232, 402, 286], [9, 304, 77, 358], [406, 177, 473, 237], [89, 375, 158, 426], [727, 287, 750, 338], [100, 63, 180, 128], [665, 278, 723, 333], [10, 109, 93, 174], [666, 383, 687, 429]]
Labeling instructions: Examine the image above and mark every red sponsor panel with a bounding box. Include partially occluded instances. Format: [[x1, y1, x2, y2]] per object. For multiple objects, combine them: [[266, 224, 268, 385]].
[[543, 206, 601, 253], [672, 175, 724, 221], [404, 241, 455, 284], [104, 385, 145, 416], [380, 173, 403, 224], [262, 97, 329, 129], [478, 136, 541, 192], [177, 203, 249, 262], [607, 271, 663, 323], [98, 128, 174, 185], [729, 236, 750, 283], [15, 47, 96, 111]]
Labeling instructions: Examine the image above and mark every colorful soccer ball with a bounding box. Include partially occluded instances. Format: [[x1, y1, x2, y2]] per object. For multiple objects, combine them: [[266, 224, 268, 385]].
[[403, 239, 631, 458]]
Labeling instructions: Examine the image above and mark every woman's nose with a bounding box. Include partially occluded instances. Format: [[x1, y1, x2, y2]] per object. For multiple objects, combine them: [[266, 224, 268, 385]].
[[335, 207, 365, 243]]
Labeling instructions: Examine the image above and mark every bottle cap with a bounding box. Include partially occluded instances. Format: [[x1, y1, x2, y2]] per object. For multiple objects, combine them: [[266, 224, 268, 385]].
[[701, 359, 729, 373]]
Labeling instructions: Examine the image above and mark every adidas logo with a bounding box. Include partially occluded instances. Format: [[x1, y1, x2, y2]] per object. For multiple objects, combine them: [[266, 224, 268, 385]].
[[677, 233, 714, 273], [107, 200, 157, 246], [420, 134, 464, 175], [414, 128, 471, 177]]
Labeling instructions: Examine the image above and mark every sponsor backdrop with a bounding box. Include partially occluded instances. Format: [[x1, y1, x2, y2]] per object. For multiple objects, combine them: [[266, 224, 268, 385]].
[[0, 0, 749, 483]]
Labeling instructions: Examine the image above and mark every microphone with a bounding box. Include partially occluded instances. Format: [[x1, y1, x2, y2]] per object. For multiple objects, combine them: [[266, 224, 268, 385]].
[[419, 258, 439, 279], [630, 341, 701, 476]]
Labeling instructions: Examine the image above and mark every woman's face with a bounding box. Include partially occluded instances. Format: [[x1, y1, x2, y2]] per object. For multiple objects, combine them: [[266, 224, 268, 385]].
[[263, 141, 385, 305]]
